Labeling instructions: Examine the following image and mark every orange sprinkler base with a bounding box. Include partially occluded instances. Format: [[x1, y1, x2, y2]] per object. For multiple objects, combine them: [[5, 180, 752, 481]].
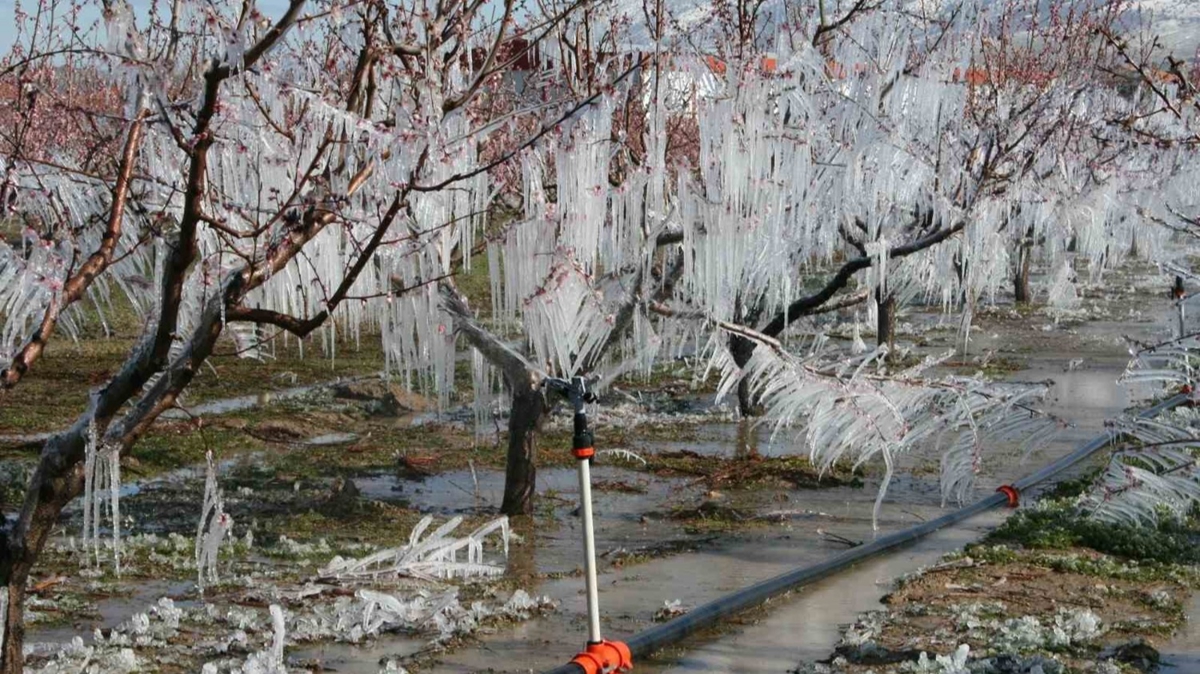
[[570, 640, 633, 674]]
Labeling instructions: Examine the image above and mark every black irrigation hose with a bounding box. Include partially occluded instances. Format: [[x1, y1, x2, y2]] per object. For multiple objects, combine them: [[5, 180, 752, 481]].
[[542, 393, 1191, 674]]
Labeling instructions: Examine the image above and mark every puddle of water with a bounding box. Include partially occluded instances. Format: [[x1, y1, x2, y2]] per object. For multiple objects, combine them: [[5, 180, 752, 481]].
[[1161, 592, 1200, 670], [643, 512, 1007, 673], [167, 388, 308, 417], [429, 502, 972, 673], [304, 432, 359, 445], [290, 637, 428, 673], [653, 421, 786, 458], [357, 465, 707, 576], [29, 579, 195, 644], [357, 464, 690, 515], [161, 377, 378, 418]]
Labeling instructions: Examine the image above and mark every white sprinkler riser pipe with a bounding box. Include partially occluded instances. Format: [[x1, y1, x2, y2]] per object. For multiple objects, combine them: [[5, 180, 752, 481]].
[[578, 458, 603, 644]]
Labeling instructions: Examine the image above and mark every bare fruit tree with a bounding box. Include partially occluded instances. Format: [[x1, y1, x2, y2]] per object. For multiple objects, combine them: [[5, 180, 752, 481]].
[[0, 0, 601, 667]]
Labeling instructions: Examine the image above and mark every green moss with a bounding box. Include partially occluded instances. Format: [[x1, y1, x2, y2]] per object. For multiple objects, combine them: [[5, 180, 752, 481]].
[[957, 543, 1200, 585]]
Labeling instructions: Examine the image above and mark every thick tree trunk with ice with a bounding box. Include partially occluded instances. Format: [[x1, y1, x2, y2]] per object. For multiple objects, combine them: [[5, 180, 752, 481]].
[[501, 381, 545, 516], [877, 291, 896, 354], [1014, 257, 1033, 304], [0, 423, 94, 674], [730, 332, 761, 417], [1014, 235, 1033, 305]]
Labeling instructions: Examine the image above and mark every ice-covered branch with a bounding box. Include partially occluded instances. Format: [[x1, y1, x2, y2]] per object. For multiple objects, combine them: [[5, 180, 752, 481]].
[[441, 281, 533, 387], [692, 315, 1057, 526], [319, 515, 510, 582], [1, 112, 147, 389], [759, 219, 967, 338]]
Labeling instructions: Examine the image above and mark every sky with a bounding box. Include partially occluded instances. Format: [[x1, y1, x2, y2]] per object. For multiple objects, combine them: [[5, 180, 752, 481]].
[[0, 0, 297, 54], [0, 0, 1196, 60]]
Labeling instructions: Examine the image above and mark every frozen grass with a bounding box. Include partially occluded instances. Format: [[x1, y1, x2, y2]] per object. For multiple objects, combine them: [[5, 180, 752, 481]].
[[25, 516, 549, 674]]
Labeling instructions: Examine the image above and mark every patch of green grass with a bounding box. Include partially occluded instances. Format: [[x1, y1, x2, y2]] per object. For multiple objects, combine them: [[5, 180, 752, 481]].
[[1042, 471, 1102, 501], [454, 250, 494, 319], [958, 543, 1200, 585], [641, 451, 861, 488], [264, 501, 427, 550], [0, 332, 388, 435], [132, 425, 262, 477], [984, 501, 1200, 566]]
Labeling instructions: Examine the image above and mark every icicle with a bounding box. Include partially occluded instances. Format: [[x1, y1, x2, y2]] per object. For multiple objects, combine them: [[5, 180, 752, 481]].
[[79, 420, 123, 573], [871, 447, 894, 531], [109, 448, 121, 576], [851, 318, 867, 355], [470, 348, 493, 442], [196, 451, 233, 590], [320, 516, 510, 581], [269, 604, 286, 665], [82, 419, 97, 566]]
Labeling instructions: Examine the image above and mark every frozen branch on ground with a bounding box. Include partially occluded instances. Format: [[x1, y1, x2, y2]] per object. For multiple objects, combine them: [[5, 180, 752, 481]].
[[319, 516, 510, 582]]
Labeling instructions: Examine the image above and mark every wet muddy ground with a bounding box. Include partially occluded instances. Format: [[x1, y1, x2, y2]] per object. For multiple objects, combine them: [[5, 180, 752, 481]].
[[3, 261, 1200, 673]]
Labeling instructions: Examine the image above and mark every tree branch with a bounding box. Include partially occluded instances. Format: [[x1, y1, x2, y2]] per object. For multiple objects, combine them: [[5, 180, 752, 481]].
[[761, 220, 965, 337], [2, 112, 147, 389], [440, 281, 532, 387]]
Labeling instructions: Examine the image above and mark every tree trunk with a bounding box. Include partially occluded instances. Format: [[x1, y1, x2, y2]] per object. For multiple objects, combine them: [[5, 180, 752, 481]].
[[877, 291, 896, 354], [1, 430, 88, 674], [500, 381, 544, 516], [1, 485, 71, 674], [729, 333, 760, 417], [1014, 244, 1033, 304], [1, 570, 26, 674]]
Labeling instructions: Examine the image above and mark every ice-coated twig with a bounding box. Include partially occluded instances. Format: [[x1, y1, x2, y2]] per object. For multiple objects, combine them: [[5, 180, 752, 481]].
[[196, 451, 233, 590], [596, 448, 648, 465], [319, 515, 510, 582]]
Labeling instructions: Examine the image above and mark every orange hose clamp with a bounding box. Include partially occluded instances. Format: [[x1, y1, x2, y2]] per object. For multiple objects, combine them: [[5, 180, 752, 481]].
[[997, 484, 1020, 508], [570, 640, 632, 674], [573, 446, 595, 460]]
